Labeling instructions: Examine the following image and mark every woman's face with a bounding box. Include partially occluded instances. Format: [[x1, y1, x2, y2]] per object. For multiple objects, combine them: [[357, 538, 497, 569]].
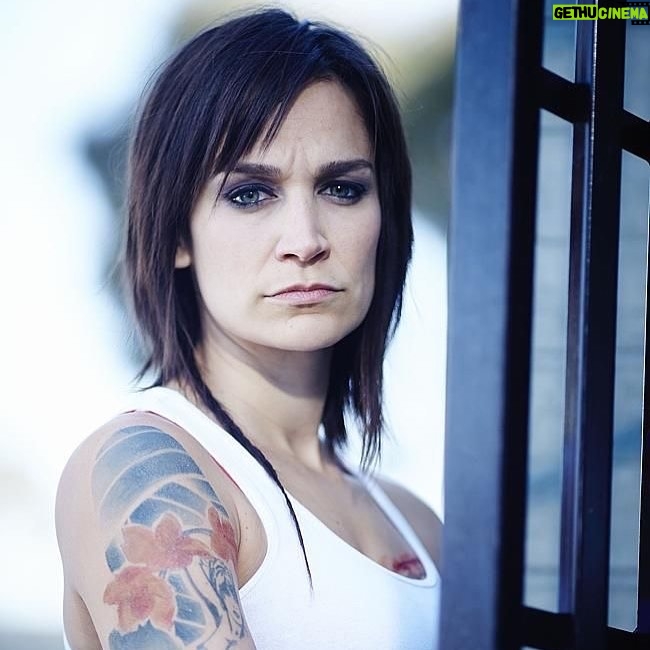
[[176, 81, 381, 356]]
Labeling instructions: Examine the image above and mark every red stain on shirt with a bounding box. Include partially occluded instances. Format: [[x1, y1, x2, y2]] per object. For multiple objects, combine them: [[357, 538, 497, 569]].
[[392, 553, 426, 579]]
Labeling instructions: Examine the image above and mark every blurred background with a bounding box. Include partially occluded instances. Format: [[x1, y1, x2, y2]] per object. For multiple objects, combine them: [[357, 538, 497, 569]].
[[1, 1, 647, 648], [0, 0, 454, 647]]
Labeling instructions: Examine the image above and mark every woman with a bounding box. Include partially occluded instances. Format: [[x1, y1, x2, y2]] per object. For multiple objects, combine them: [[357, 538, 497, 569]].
[[56, 8, 442, 649]]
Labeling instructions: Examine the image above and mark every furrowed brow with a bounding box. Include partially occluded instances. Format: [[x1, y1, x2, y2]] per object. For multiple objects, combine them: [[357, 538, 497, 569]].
[[229, 162, 283, 179], [315, 159, 374, 184]]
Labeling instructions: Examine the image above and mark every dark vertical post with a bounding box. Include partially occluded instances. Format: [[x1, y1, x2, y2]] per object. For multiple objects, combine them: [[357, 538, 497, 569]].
[[441, 0, 543, 648], [558, 8, 626, 650]]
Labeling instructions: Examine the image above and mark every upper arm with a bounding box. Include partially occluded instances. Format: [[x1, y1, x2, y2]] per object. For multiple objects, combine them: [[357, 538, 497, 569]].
[[378, 477, 443, 572], [58, 418, 258, 649]]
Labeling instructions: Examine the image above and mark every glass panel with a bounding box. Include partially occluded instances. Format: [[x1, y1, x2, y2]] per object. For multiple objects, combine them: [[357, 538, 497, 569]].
[[609, 152, 650, 630], [624, 19, 650, 120], [542, 0, 576, 80], [524, 110, 574, 612]]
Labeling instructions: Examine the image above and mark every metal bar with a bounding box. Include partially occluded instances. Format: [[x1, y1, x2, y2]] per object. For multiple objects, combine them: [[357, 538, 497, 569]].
[[521, 607, 573, 650], [538, 69, 590, 124], [441, 0, 543, 648], [636, 184, 650, 632], [536, 69, 649, 161], [521, 607, 650, 650], [558, 7, 626, 650], [621, 112, 650, 163], [606, 626, 650, 649]]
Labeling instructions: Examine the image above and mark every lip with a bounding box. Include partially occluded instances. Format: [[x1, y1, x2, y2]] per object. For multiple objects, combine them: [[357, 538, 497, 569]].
[[266, 283, 342, 305]]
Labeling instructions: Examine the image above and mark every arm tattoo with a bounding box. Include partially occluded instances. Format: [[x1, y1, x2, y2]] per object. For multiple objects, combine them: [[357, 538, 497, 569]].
[[93, 425, 246, 649]]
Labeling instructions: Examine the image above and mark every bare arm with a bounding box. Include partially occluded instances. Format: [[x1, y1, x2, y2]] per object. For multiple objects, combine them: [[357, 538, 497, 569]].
[[58, 421, 258, 649]]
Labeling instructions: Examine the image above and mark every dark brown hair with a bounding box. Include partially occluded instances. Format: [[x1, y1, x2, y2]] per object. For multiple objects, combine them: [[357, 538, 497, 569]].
[[125, 7, 413, 580]]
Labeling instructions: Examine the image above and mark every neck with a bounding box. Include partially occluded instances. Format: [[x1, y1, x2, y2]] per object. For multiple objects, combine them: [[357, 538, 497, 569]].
[[189, 334, 333, 471]]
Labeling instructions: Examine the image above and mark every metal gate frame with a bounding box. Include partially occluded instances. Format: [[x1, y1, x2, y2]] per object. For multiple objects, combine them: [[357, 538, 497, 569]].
[[441, 1, 650, 648]]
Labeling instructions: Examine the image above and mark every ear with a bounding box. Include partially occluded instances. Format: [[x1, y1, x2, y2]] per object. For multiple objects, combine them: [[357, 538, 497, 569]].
[[175, 243, 192, 269]]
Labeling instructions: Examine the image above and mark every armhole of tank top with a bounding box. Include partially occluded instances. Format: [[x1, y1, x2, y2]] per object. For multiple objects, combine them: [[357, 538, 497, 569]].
[[116, 387, 282, 597], [355, 472, 440, 585]]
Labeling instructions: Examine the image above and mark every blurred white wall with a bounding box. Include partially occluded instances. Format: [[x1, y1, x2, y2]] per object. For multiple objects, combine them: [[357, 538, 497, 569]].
[[0, 0, 454, 639]]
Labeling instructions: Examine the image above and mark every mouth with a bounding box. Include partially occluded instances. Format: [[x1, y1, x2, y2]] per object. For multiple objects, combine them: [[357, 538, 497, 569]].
[[266, 284, 343, 305]]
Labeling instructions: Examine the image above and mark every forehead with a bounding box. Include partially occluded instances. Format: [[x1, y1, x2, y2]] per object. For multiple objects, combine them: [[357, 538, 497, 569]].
[[246, 81, 372, 163]]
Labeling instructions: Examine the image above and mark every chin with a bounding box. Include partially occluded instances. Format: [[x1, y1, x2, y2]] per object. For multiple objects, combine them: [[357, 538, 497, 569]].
[[267, 333, 347, 353], [257, 318, 363, 353]]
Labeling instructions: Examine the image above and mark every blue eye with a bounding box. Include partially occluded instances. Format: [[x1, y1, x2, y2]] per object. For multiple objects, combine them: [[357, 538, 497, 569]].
[[225, 184, 275, 208], [320, 182, 367, 202]]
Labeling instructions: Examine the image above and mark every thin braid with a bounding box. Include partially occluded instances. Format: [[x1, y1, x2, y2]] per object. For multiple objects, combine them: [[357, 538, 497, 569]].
[[183, 355, 313, 587]]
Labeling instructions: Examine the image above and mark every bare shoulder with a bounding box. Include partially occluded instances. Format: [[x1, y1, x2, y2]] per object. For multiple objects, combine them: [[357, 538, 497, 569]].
[[56, 410, 243, 568], [377, 476, 443, 572], [56, 410, 258, 649]]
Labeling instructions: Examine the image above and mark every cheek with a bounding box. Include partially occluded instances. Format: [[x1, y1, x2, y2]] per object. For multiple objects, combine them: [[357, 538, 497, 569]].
[[346, 209, 381, 303], [190, 220, 260, 285], [361, 210, 382, 274], [190, 239, 245, 309]]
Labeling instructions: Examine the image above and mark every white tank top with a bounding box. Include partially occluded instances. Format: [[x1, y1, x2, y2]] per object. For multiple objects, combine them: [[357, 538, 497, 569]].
[[65, 386, 440, 650]]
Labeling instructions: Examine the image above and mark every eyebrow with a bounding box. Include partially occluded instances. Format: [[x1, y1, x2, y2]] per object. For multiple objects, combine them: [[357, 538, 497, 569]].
[[229, 158, 375, 184]]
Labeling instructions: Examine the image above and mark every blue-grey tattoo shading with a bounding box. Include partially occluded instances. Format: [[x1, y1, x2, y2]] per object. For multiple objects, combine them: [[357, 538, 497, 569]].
[[93, 425, 245, 649]]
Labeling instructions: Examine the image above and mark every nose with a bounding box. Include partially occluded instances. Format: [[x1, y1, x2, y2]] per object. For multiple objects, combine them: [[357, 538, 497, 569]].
[[274, 196, 330, 264]]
